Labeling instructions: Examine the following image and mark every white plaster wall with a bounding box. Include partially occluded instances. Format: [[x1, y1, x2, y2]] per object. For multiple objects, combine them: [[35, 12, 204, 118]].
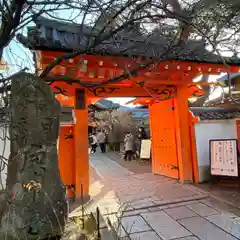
[[194, 120, 237, 182], [0, 127, 10, 190]]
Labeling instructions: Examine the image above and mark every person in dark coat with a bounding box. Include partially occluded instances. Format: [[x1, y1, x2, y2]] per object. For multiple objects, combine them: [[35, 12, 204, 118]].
[[89, 133, 98, 154], [136, 127, 147, 157]]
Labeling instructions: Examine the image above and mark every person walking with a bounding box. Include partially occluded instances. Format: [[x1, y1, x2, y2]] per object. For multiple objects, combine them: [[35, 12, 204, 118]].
[[89, 133, 98, 154], [97, 130, 106, 153], [124, 132, 134, 161], [136, 127, 147, 158]]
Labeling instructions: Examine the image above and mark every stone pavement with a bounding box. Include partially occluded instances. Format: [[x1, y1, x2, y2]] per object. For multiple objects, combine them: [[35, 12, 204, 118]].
[[71, 154, 240, 240], [196, 183, 240, 211], [105, 151, 152, 174]]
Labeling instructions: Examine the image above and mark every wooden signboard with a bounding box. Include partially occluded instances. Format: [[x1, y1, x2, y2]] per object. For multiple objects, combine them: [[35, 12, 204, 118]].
[[140, 139, 151, 159], [209, 139, 238, 177]]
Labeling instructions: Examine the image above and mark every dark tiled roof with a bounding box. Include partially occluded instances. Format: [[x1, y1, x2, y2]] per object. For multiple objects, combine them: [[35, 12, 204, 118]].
[[120, 106, 240, 120], [190, 107, 240, 120], [39, 104, 240, 123], [60, 105, 102, 124], [205, 95, 240, 108], [97, 99, 120, 109], [17, 17, 240, 65], [119, 106, 149, 119], [89, 102, 107, 111]]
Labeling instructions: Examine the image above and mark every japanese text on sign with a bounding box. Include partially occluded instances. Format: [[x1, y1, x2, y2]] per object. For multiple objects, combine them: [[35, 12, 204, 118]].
[[210, 140, 238, 177]]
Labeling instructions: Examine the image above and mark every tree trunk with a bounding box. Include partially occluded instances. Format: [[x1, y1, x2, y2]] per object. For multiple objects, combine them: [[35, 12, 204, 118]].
[[0, 73, 68, 239]]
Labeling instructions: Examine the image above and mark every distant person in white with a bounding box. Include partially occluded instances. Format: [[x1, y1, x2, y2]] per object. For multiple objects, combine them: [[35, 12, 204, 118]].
[[124, 132, 134, 161], [97, 130, 106, 153]]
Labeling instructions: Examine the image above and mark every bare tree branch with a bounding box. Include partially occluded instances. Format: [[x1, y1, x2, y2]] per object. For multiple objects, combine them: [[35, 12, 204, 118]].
[[0, 0, 27, 58]]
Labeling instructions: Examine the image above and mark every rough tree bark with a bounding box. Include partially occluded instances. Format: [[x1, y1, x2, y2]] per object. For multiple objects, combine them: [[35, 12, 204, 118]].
[[0, 73, 68, 239]]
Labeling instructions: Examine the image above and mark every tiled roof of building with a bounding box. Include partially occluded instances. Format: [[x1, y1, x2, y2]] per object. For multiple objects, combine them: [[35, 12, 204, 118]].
[[58, 105, 240, 127], [60, 99, 119, 125], [59, 102, 240, 124], [124, 106, 240, 121], [119, 106, 149, 119], [205, 99, 239, 108], [97, 99, 120, 109], [17, 17, 240, 65], [190, 107, 240, 120]]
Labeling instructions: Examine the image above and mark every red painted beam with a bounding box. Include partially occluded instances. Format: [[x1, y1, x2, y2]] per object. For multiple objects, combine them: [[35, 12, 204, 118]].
[[50, 80, 204, 99], [50, 81, 150, 97], [39, 51, 240, 76]]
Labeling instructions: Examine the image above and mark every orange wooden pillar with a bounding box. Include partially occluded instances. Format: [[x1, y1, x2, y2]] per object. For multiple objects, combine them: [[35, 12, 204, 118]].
[[58, 125, 75, 197], [74, 89, 90, 200], [174, 85, 193, 183], [188, 112, 199, 183]]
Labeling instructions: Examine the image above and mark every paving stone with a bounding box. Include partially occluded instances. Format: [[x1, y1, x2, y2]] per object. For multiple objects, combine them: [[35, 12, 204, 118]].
[[207, 215, 240, 239], [121, 215, 151, 234], [156, 200, 200, 210], [157, 205, 170, 211], [90, 155, 240, 240], [200, 199, 238, 217], [164, 206, 197, 220], [163, 200, 200, 208], [186, 202, 219, 217], [141, 211, 192, 240], [130, 231, 161, 240], [147, 201, 201, 213], [173, 237, 199, 240], [100, 226, 119, 240], [105, 213, 120, 229], [154, 187, 203, 202], [179, 216, 238, 240], [96, 196, 122, 215], [117, 225, 128, 238], [123, 208, 149, 216], [129, 197, 159, 209], [118, 191, 154, 203], [148, 206, 162, 212]]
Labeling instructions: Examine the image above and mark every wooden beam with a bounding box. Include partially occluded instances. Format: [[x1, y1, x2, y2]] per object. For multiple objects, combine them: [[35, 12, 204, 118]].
[[39, 50, 240, 77], [47, 67, 196, 85], [50, 80, 205, 99], [50, 82, 150, 97]]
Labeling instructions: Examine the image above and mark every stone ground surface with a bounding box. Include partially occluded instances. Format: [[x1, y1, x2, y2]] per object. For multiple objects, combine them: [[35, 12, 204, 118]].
[[105, 151, 152, 174], [196, 183, 240, 210], [70, 152, 240, 240], [107, 151, 240, 211]]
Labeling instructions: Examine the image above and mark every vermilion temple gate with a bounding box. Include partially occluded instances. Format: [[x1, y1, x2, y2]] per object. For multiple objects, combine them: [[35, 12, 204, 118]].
[[18, 17, 240, 200]]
